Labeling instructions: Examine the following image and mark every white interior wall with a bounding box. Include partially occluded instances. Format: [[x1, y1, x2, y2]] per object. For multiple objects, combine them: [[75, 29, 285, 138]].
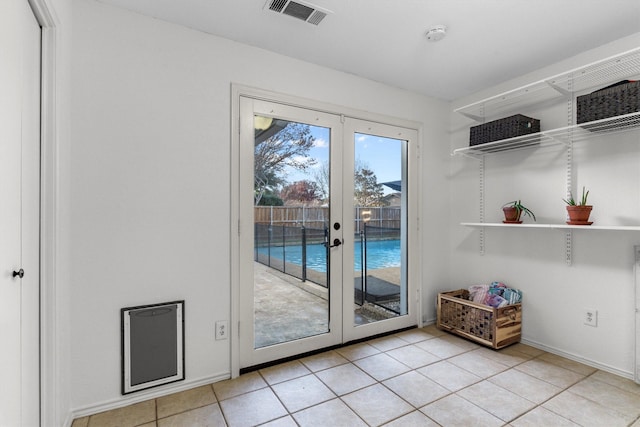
[[70, 0, 450, 414], [448, 33, 640, 377], [66, 0, 639, 417]]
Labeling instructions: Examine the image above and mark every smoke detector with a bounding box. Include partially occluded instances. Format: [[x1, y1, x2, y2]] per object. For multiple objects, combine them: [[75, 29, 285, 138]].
[[425, 25, 447, 42], [265, 0, 333, 25]]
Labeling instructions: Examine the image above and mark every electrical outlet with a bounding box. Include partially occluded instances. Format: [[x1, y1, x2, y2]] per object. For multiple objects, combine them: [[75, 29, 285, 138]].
[[584, 309, 598, 327], [215, 320, 228, 340]]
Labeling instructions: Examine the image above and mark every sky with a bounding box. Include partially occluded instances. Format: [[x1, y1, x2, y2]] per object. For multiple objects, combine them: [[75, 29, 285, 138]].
[[283, 124, 404, 195]]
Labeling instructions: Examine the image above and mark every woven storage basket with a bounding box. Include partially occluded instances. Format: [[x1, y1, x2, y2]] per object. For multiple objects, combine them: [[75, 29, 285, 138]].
[[437, 289, 521, 349], [470, 114, 540, 146], [577, 80, 640, 125]]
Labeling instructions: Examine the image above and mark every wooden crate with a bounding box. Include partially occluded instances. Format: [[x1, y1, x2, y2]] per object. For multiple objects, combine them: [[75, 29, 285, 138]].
[[437, 289, 521, 349]]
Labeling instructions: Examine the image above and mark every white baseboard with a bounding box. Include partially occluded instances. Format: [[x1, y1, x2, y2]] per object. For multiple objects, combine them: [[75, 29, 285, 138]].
[[422, 319, 634, 380], [520, 338, 634, 380], [67, 372, 230, 424], [62, 412, 75, 427]]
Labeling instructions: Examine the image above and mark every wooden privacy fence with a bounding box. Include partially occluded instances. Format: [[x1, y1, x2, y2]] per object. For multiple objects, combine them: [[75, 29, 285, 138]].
[[254, 206, 402, 232]]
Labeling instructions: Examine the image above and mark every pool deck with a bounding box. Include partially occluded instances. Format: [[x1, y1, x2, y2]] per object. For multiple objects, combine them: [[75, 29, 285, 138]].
[[253, 262, 401, 348], [254, 262, 329, 348]]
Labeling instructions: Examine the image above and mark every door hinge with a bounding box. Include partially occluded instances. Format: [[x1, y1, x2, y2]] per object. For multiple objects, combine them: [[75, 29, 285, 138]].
[[238, 219, 241, 236]]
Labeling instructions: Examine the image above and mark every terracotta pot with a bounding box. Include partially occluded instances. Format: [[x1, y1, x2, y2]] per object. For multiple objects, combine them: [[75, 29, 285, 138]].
[[566, 205, 593, 223], [502, 206, 522, 223]]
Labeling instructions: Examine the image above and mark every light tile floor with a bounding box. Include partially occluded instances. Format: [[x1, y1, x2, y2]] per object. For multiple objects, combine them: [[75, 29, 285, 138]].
[[72, 325, 640, 427]]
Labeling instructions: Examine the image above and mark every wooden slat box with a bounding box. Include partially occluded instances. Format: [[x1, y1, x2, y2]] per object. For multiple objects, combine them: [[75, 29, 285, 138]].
[[437, 289, 521, 349]]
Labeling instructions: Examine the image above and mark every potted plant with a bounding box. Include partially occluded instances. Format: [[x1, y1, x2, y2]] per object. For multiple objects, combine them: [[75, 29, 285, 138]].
[[502, 200, 536, 224], [563, 186, 592, 225]]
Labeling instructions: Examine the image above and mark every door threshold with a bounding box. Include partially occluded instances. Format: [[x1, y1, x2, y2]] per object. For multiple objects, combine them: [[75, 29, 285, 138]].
[[239, 325, 417, 374]]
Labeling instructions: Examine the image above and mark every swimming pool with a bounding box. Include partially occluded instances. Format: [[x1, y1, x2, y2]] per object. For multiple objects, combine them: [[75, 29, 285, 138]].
[[256, 239, 401, 273]]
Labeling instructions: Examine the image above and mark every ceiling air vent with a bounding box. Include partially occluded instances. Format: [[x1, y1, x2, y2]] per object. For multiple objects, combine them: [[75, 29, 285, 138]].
[[265, 0, 332, 26]]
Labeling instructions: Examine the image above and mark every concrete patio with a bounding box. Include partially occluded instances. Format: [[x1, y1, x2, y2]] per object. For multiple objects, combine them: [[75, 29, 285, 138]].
[[253, 262, 402, 348]]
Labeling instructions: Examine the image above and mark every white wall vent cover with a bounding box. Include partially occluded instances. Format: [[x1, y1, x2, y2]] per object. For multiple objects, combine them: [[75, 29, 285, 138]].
[[265, 0, 332, 25]]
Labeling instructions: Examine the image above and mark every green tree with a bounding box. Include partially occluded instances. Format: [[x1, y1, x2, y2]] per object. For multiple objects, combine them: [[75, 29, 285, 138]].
[[257, 191, 284, 206], [354, 166, 387, 207], [254, 122, 316, 205]]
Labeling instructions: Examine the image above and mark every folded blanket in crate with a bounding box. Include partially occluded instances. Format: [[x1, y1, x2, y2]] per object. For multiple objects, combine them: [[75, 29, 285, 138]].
[[485, 294, 508, 308], [488, 281, 507, 295], [503, 288, 523, 305], [468, 284, 489, 304], [468, 282, 522, 307]]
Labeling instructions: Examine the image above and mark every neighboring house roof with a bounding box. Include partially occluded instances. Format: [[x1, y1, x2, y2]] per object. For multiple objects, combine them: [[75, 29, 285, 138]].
[[382, 181, 402, 192]]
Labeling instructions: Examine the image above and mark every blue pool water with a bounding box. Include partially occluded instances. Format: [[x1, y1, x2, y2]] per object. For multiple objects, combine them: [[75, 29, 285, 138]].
[[256, 239, 401, 273]]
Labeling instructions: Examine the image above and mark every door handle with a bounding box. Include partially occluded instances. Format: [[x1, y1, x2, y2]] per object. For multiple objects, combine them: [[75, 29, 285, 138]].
[[328, 238, 343, 248], [12, 269, 24, 279]]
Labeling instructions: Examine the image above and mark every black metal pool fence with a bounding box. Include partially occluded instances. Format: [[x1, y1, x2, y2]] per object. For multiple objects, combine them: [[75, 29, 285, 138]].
[[254, 223, 329, 287], [254, 223, 400, 303]]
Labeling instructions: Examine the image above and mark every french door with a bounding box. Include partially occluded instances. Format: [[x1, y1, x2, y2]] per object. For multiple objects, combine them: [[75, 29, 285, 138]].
[[341, 118, 418, 343], [238, 96, 418, 368]]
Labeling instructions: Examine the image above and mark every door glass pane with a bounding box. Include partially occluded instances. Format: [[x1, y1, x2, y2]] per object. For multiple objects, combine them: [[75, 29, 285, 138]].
[[353, 133, 407, 325], [253, 115, 331, 348]]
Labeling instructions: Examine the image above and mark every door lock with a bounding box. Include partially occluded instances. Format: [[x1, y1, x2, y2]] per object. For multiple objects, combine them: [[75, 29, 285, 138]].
[[12, 269, 24, 279], [328, 238, 343, 248]]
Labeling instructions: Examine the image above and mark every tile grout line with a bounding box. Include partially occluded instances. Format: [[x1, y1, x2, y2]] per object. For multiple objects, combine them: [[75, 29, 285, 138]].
[[73, 329, 640, 427], [230, 341, 533, 425], [386, 339, 566, 425]]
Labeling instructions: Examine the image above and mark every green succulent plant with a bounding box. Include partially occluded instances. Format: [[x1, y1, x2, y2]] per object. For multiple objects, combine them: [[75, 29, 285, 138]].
[[502, 200, 536, 221], [563, 186, 589, 206]]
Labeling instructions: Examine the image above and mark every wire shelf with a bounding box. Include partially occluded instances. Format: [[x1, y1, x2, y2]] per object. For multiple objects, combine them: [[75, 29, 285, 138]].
[[455, 48, 640, 121], [453, 112, 640, 158]]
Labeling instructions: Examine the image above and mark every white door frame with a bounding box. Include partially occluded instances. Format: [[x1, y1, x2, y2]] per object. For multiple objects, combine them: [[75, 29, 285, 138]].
[[230, 85, 423, 377], [28, 0, 60, 424]]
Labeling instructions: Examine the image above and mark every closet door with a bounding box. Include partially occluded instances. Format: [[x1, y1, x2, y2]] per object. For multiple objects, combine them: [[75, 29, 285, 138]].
[[0, 0, 41, 424]]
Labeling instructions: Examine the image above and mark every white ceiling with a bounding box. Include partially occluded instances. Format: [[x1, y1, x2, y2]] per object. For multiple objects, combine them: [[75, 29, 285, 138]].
[[96, 0, 640, 101]]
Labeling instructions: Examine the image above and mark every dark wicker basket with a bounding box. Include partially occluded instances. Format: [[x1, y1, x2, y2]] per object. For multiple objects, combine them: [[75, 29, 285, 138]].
[[577, 80, 640, 124], [470, 114, 540, 146]]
